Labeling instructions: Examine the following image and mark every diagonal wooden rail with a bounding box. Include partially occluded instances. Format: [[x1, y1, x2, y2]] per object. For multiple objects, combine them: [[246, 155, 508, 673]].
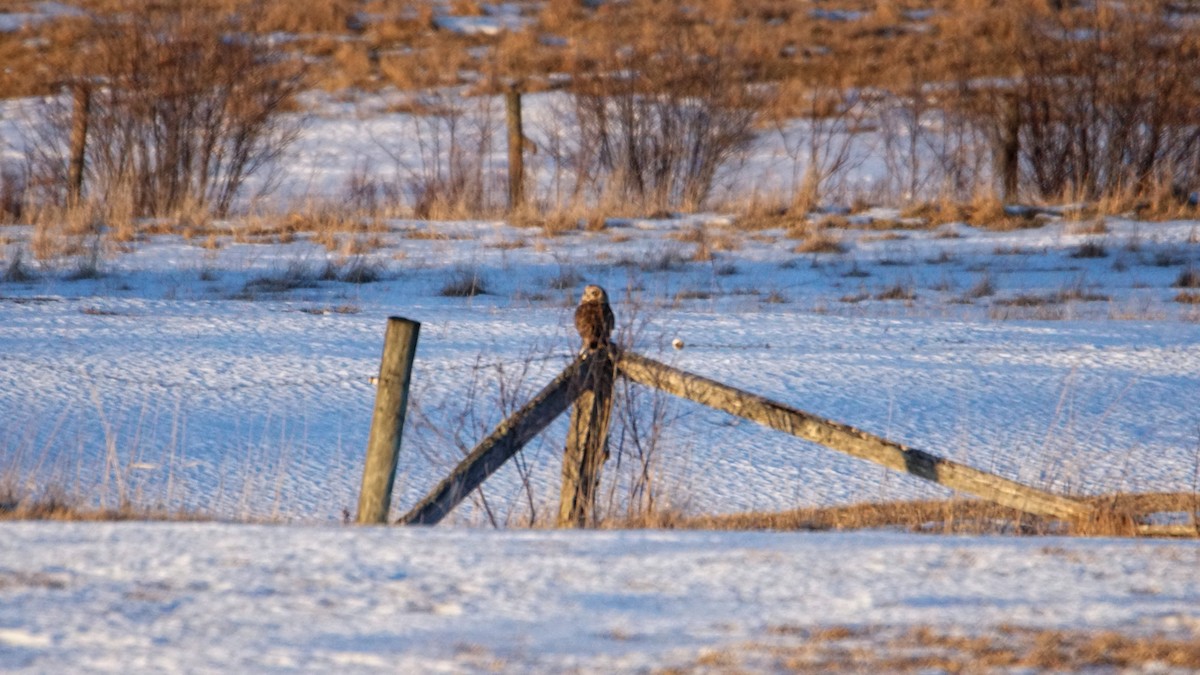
[[616, 351, 1091, 521], [397, 356, 590, 525]]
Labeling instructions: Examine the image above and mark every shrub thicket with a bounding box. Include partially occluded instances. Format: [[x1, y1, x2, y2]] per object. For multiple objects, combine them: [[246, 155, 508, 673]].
[[27, 7, 305, 218]]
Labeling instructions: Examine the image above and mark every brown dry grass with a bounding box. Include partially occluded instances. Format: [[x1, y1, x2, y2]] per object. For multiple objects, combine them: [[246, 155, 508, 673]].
[[0, 495, 208, 523], [616, 492, 1199, 538], [665, 624, 1200, 674], [7, 0, 1197, 227]]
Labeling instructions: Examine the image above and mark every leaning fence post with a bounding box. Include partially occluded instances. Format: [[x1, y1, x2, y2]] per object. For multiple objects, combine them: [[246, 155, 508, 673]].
[[356, 317, 420, 524], [559, 348, 616, 528]]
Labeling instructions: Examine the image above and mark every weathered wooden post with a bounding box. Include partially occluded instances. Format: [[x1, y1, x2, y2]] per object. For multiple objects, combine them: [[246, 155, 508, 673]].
[[68, 80, 91, 205], [996, 91, 1020, 203], [558, 348, 616, 527], [356, 317, 420, 524], [505, 85, 525, 211]]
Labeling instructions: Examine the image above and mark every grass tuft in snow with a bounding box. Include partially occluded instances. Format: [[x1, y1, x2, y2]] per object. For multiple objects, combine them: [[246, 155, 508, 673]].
[[440, 267, 489, 297], [1172, 267, 1200, 289], [1070, 241, 1108, 259]]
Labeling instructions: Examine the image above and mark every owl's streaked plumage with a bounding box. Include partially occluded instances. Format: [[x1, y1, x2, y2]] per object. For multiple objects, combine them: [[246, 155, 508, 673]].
[[574, 284, 614, 351]]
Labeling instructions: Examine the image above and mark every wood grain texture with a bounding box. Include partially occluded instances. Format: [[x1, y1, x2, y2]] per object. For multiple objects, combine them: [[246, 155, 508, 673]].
[[559, 349, 616, 527], [356, 317, 421, 524], [616, 351, 1090, 520]]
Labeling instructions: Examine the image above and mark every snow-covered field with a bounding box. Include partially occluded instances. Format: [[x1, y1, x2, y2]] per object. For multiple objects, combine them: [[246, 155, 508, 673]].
[[1, 522, 1199, 673], [4, 208, 1200, 522], [4, 91, 1200, 670]]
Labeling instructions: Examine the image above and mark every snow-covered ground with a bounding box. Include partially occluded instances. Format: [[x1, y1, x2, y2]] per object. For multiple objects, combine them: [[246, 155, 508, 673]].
[[4, 210, 1200, 523], [1, 522, 1198, 673], [4, 88, 1200, 670]]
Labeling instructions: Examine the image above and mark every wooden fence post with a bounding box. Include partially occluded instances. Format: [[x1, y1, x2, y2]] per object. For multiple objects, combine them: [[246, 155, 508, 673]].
[[505, 86, 524, 211], [559, 349, 616, 528], [68, 81, 91, 205], [356, 317, 420, 524]]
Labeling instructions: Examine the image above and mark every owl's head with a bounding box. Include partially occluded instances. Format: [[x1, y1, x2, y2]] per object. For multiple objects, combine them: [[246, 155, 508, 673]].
[[581, 284, 608, 303]]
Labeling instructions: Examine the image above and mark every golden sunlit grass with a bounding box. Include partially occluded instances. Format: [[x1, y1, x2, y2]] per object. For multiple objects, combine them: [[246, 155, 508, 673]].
[[0, 494, 208, 523], [666, 624, 1200, 674], [611, 492, 1199, 538]]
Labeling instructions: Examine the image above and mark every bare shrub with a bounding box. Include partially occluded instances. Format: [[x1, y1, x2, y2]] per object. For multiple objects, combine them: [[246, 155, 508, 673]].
[[373, 91, 500, 219], [942, 1, 1200, 204], [568, 8, 765, 212], [27, 7, 304, 219], [773, 73, 870, 212]]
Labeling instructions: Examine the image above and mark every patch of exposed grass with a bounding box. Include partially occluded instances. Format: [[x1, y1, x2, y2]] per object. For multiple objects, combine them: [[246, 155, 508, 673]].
[[237, 261, 318, 297], [1152, 249, 1189, 267], [1070, 240, 1108, 259], [963, 274, 995, 299], [630, 493, 1196, 538], [440, 267, 489, 297], [792, 230, 847, 254], [297, 304, 360, 315], [674, 288, 712, 302], [762, 289, 788, 303], [874, 283, 916, 301], [694, 624, 1200, 673], [0, 493, 208, 523], [323, 256, 383, 284], [1173, 267, 1200, 289]]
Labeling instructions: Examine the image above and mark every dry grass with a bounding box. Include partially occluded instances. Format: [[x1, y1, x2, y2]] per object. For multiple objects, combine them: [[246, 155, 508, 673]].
[[0, 492, 208, 523], [616, 493, 1198, 538], [6, 0, 1198, 232], [669, 624, 1200, 673], [791, 229, 847, 254], [440, 267, 490, 296]]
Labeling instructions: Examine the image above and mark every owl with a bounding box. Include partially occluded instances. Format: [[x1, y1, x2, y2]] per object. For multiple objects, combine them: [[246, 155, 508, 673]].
[[574, 284, 614, 352]]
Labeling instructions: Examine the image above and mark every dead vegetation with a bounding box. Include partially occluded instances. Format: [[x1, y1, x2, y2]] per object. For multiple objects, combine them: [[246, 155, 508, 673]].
[[612, 493, 1198, 538], [0, 491, 207, 523], [669, 623, 1200, 673], [2, 0, 1198, 231]]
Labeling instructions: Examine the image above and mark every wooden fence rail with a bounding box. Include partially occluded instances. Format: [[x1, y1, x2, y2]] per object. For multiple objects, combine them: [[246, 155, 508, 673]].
[[397, 356, 593, 525], [615, 351, 1091, 521], [379, 342, 1106, 527]]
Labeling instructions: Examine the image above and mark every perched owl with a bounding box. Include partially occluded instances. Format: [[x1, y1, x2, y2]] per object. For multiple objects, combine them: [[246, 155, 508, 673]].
[[574, 284, 614, 351]]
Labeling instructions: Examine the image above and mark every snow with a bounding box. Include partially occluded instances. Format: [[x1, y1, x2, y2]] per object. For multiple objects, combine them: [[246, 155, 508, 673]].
[[1, 522, 1198, 672], [3, 85, 1200, 669], [4, 212, 1200, 522]]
